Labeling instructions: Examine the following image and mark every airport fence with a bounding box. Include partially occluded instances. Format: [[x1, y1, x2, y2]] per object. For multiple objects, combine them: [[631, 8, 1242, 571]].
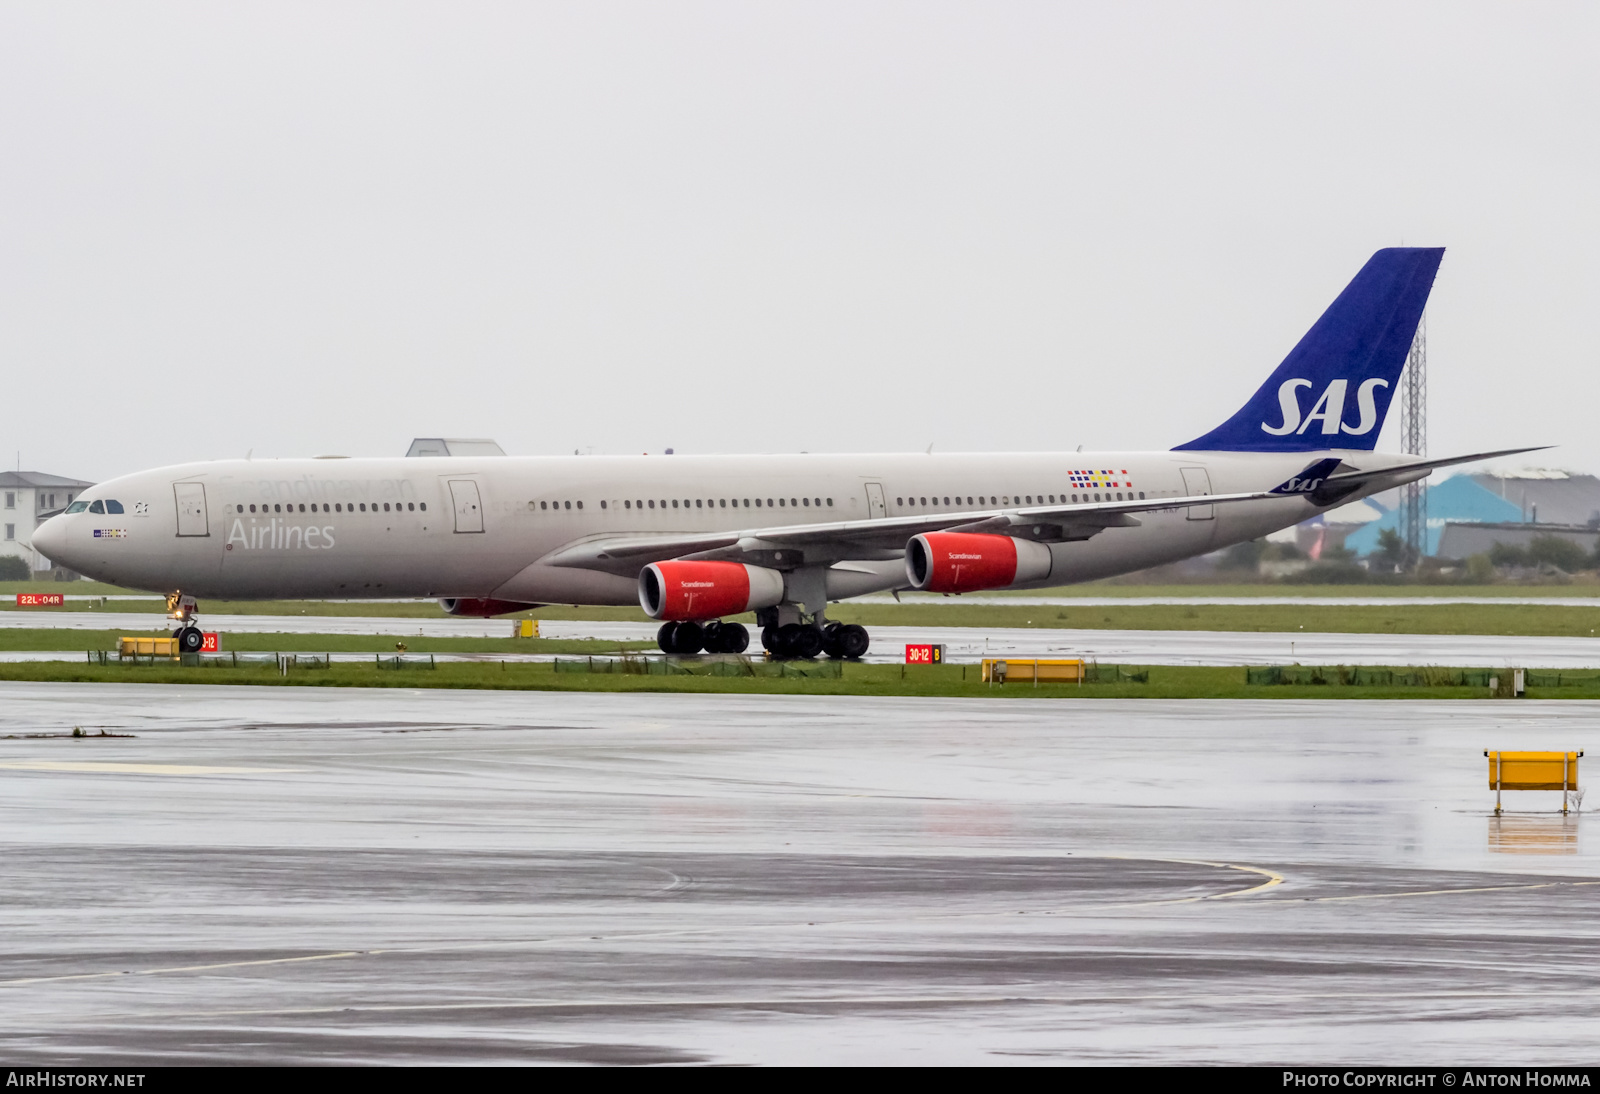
[[1246, 666, 1498, 687], [87, 650, 331, 669], [553, 655, 844, 679], [1085, 664, 1149, 684], [375, 654, 436, 671]]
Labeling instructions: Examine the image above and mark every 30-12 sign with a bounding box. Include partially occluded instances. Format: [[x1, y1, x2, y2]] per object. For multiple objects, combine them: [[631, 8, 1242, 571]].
[[16, 593, 64, 607], [905, 644, 945, 664]]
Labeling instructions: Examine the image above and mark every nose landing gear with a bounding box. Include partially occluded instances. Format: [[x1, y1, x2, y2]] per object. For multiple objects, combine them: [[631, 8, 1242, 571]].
[[165, 592, 205, 654]]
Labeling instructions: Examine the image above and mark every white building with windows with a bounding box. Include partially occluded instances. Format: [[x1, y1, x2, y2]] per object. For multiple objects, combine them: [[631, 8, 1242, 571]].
[[1, 471, 95, 573]]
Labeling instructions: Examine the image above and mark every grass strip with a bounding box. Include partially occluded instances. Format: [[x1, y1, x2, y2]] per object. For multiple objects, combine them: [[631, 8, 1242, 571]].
[[0, 659, 1595, 699]]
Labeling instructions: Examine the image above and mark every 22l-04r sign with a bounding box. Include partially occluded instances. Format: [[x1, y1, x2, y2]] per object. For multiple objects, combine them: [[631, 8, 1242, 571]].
[[16, 593, 64, 607]]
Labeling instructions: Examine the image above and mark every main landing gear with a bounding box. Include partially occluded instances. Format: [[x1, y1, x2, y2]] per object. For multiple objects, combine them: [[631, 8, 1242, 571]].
[[165, 592, 205, 653], [657, 620, 751, 655], [761, 621, 870, 661], [656, 619, 870, 659]]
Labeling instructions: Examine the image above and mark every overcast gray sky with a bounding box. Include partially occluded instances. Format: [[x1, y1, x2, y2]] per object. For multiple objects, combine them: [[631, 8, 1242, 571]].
[[1, 2, 1595, 481]]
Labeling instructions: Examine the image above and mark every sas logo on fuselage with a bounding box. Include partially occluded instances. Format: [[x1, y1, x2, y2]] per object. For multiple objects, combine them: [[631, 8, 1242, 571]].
[[92, 529, 127, 538], [1263, 378, 1389, 437]]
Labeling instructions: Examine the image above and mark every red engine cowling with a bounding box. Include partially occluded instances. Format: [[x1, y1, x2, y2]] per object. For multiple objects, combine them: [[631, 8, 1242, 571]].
[[905, 532, 1052, 593], [638, 561, 785, 621], [438, 598, 542, 617]]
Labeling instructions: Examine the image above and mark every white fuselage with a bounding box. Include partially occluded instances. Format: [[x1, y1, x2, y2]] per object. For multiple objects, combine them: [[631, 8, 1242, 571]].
[[37, 449, 1409, 606]]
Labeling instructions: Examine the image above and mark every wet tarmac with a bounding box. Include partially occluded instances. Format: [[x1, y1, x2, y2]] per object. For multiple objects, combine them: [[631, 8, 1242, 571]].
[[0, 683, 1596, 1064]]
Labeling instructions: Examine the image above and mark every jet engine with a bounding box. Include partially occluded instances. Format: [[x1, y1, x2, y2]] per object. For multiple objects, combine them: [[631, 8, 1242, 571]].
[[438, 597, 542, 617], [639, 561, 785, 621], [905, 532, 1052, 593]]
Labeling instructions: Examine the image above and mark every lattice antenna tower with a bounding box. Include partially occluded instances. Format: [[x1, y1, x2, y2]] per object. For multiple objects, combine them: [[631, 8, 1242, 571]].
[[1400, 314, 1427, 565]]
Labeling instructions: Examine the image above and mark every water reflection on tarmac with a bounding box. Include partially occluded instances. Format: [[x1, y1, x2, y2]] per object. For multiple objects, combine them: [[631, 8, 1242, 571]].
[[0, 684, 1596, 1064]]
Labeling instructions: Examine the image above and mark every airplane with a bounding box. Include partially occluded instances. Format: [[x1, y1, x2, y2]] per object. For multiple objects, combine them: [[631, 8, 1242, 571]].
[[34, 246, 1537, 658]]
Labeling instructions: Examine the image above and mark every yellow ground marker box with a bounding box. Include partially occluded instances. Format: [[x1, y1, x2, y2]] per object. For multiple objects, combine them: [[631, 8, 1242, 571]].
[[1485, 750, 1583, 814], [982, 659, 1085, 684], [119, 636, 178, 659]]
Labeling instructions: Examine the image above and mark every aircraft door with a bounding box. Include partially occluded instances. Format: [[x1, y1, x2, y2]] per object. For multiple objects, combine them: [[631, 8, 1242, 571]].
[[174, 483, 209, 536], [1179, 467, 1214, 521], [864, 482, 887, 519], [449, 480, 484, 533]]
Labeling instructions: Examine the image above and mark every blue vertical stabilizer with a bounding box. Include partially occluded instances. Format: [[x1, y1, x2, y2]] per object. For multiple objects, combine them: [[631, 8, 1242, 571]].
[[1175, 247, 1444, 452]]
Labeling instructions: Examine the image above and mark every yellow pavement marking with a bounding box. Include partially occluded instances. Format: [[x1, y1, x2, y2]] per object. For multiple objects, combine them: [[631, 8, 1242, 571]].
[[0, 761, 298, 776]]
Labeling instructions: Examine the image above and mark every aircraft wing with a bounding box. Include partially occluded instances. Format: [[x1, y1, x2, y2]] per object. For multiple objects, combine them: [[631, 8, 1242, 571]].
[[541, 487, 1275, 575]]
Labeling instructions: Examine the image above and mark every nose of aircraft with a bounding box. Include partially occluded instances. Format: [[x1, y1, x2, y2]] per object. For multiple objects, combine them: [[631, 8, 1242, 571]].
[[32, 515, 67, 567]]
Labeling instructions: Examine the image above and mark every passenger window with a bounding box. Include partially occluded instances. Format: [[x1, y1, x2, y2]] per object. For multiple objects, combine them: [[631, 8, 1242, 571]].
[[802, 498, 809, 507], [942, 497, 949, 505], [920, 497, 926, 506], [419, 503, 426, 511], [789, 498, 796, 507], [381, 503, 388, 512], [601, 500, 607, 509], [672, 500, 679, 508], [648, 500, 654, 509], [720, 499, 727, 507], [778, 498, 785, 507], [826, 498, 832, 506], [1071, 494, 1078, 503], [624, 500, 631, 509], [577, 501, 583, 509], [896, 498, 903, 506], [743, 499, 750, 507], [359, 504, 366, 512], [407, 502, 415, 511], [565, 501, 572, 510], [65, 500, 88, 514], [1139, 491, 1145, 499]]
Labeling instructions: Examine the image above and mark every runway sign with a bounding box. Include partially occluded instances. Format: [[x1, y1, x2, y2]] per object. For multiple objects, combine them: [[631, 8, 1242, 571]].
[[905, 644, 945, 664], [16, 593, 65, 607]]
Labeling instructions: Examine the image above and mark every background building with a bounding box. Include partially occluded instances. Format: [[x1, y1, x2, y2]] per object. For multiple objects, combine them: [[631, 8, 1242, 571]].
[[0, 471, 95, 574], [1343, 469, 1600, 560]]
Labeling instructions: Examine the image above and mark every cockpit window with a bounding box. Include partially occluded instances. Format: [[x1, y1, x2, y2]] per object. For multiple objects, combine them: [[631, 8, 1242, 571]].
[[64, 501, 88, 514], [88, 500, 105, 514], [105, 500, 124, 514]]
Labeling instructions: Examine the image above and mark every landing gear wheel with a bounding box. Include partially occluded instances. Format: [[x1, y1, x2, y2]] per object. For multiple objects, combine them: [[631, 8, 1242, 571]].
[[821, 622, 845, 659], [670, 621, 704, 655], [720, 622, 750, 654], [176, 626, 204, 654], [701, 621, 725, 652], [779, 623, 823, 660], [761, 626, 779, 654], [837, 624, 870, 660], [657, 622, 678, 654]]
